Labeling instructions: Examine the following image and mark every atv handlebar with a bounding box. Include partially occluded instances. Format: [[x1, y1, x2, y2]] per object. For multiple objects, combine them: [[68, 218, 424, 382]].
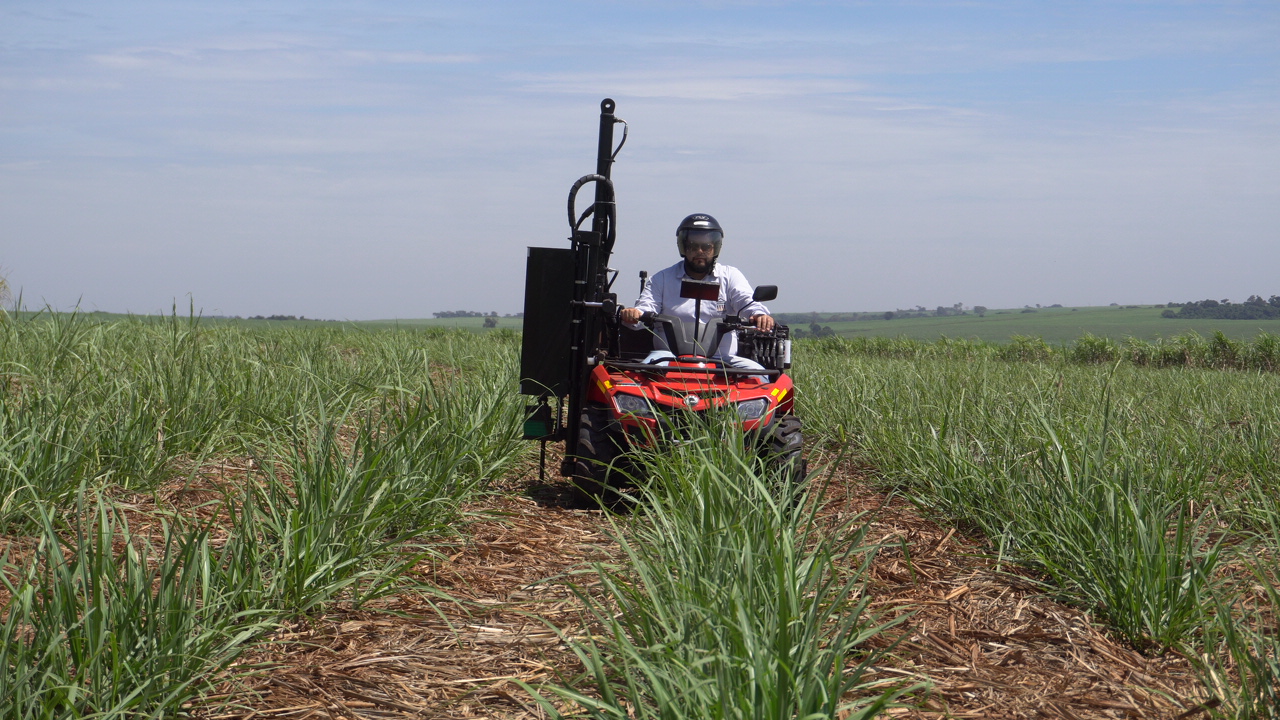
[[634, 311, 751, 329], [633, 311, 778, 335]]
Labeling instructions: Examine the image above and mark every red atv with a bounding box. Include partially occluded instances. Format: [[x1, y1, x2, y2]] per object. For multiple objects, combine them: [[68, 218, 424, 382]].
[[570, 290, 804, 502], [517, 98, 804, 506]]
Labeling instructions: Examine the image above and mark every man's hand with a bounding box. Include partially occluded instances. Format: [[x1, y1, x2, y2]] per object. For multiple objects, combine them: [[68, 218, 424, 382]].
[[620, 307, 643, 324], [751, 314, 775, 332]]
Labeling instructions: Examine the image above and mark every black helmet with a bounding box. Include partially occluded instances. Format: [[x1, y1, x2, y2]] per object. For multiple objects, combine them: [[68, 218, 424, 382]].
[[676, 213, 723, 258]]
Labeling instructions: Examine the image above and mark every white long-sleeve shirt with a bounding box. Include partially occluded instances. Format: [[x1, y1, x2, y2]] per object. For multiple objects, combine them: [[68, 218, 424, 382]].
[[632, 260, 769, 357]]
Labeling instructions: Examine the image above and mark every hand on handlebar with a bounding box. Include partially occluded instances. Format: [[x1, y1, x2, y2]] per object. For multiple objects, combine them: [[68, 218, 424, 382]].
[[751, 314, 775, 332], [620, 307, 643, 324]]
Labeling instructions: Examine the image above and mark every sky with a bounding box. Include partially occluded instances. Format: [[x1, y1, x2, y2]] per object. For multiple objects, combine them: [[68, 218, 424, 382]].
[[2, 1, 1278, 319]]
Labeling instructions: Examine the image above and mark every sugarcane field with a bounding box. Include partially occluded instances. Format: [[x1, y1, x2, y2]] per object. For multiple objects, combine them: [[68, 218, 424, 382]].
[[6, 6, 1280, 718]]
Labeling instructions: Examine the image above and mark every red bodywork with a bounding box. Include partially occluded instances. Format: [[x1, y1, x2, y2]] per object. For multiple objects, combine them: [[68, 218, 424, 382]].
[[586, 360, 795, 447]]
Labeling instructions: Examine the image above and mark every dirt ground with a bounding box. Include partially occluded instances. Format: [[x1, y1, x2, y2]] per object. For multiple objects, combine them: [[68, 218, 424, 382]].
[[176, 448, 1222, 720]]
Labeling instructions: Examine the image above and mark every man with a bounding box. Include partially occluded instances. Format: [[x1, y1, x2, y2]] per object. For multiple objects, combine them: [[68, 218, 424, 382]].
[[619, 213, 774, 371]]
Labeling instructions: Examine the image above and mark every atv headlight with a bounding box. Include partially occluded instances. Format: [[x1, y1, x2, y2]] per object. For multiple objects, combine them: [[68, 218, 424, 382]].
[[735, 397, 771, 420], [614, 393, 655, 418]]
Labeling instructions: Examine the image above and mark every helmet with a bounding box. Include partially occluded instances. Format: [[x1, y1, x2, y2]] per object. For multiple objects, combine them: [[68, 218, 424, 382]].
[[676, 213, 723, 259]]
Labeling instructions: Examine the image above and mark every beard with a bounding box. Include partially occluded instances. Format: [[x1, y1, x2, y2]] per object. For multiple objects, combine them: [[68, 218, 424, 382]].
[[684, 256, 713, 275]]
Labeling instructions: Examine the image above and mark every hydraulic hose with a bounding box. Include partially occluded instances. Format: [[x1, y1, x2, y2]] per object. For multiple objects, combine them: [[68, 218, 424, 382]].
[[566, 173, 618, 255], [567, 174, 612, 233]]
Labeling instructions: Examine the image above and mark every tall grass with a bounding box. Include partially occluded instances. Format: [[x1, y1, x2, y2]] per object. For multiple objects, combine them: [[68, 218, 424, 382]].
[[0, 314, 530, 714], [800, 331, 1280, 372], [217, 418, 424, 617], [794, 339, 1280, 713], [892, 397, 1226, 649], [0, 384, 164, 528], [217, 382, 524, 616], [1194, 508, 1280, 719], [524, 424, 915, 719], [0, 310, 524, 524], [0, 493, 269, 719]]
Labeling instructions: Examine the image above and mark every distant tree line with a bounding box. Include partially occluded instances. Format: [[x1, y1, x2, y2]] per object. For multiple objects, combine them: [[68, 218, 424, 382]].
[[778, 303, 991, 326], [433, 310, 499, 318], [248, 314, 324, 321], [1163, 296, 1280, 320], [431, 311, 524, 325], [792, 323, 836, 339], [776, 312, 883, 324]]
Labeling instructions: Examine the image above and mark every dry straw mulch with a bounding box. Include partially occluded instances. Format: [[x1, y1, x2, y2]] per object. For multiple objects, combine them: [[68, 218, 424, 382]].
[[170, 454, 1214, 719], [194, 463, 609, 720]]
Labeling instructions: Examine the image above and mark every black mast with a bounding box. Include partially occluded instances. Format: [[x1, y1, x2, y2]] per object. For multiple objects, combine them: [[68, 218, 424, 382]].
[[562, 98, 619, 473]]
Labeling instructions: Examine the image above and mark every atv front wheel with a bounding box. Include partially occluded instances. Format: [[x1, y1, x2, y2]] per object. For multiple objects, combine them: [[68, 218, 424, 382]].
[[761, 414, 807, 488], [570, 404, 629, 507]]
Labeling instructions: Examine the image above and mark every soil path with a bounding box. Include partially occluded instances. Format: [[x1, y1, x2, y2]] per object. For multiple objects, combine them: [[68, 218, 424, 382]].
[[196, 457, 1211, 719]]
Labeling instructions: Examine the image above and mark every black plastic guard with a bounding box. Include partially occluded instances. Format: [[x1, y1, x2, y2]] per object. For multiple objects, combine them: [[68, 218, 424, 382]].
[[519, 247, 576, 396]]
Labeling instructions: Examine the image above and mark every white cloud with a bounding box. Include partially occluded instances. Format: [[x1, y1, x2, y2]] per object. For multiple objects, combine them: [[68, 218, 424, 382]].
[[518, 73, 866, 100], [339, 50, 480, 65], [86, 36, 480, 82]]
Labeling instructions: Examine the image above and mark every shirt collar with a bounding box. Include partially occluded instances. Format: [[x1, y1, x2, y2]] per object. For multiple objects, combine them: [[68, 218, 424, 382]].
[[678, 262, 721, 281]]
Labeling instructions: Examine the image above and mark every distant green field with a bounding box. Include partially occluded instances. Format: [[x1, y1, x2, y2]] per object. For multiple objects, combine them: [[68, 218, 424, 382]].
[[12, 311, 524, 333], [808, 305, 1280, 344], [19, 306, 1280, 343], [368, 305, 1280, 342], [360, 316, 523, 331]]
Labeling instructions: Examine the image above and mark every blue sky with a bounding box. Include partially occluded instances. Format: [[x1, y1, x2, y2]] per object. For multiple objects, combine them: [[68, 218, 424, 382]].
[[3, 1, 1278, 318]]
